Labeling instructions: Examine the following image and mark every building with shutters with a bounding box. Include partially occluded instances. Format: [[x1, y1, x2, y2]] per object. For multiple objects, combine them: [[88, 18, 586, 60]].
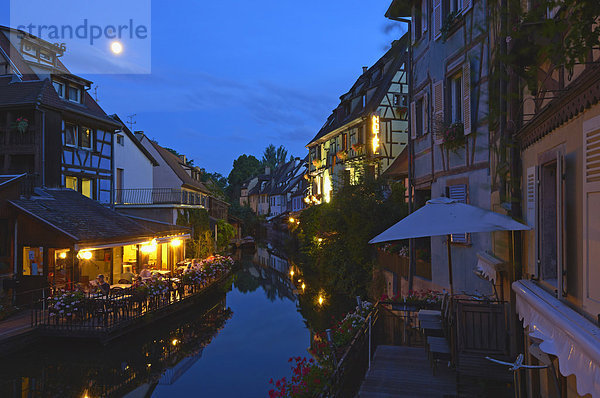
[[306, 37, 409, 204], [511, 39, 600, 398], [386, 0, 493, 296]]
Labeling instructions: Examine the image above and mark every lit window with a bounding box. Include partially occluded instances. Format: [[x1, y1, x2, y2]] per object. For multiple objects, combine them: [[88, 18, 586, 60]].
[[65, 124, 77, 146], [65, 176, 78, 191], [79, 127, 92, 149], [53, 81, 65, 98], [81, 179, 92, 198], [68, 86, 81, 103]]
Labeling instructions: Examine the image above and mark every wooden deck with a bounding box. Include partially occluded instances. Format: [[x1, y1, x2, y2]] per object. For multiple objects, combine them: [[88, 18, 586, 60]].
[[358, 345, 457, 398]]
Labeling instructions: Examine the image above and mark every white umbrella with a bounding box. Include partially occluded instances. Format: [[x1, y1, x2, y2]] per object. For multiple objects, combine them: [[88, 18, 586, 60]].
[[369, 197, 530, 295]]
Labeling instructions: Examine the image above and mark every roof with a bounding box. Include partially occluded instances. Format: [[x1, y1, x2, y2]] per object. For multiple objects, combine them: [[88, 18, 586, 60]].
[[0, 29, 120, 128], [111, 114, 159, 166], [9, 188, 188, 244], [150, 141, 210, 194], [385, 0, 412, 19], [381, 146, 409, 178], [307, 36, 409, 147]]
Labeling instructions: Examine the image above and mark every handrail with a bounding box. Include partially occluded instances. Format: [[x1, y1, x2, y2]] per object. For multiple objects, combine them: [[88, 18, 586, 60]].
[[114, 188, 208, 206]]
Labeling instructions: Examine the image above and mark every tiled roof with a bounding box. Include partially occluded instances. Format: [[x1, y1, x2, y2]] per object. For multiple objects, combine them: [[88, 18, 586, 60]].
[[150, 142, 210, 194], [9, 188, 187, 244], [307, 36, 408, 146]]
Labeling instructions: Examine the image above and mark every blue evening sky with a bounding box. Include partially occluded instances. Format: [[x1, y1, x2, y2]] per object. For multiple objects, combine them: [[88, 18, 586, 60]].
[[1, 1, 406, 175]]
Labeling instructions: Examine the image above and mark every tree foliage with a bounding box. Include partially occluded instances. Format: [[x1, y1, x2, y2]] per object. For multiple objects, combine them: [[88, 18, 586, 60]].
[[261, 144, 288, 170], [295, 168, 408, 299], [227, 154, 263, 200]]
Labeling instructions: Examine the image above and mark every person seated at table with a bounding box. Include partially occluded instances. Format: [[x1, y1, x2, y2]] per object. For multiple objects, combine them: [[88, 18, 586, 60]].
[[139, 267, 152, 279], [96, 274, 110, 296]]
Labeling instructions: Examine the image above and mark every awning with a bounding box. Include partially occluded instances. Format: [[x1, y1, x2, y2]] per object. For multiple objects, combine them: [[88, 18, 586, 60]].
[[77, 233, 190, 251], [475, 251, 505, 284], [513, 280, 600, 397]]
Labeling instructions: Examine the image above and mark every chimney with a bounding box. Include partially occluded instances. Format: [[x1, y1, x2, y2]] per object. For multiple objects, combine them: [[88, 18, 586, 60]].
[[265, 167, 271, 175], [179, 154, 187, 164], [362, 66, 368, 74]]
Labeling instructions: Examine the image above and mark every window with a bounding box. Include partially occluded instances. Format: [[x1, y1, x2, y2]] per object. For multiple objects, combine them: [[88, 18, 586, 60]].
[[81, 178, 92, 199], [79, 127, 92, 149], [416, 98, 424, 137], [65, 124, 77, 146], [448, 184, 468, 243], [65, 176, 78, 191], [116, 135, 124, 146], [39, 50, 53, 64], [450, 73, 463, 123], [23, 246, 44, 276], [414, 0, 423, 41], [362, 95, 367, 108], [68, 86, 81, 103], [539, 161, 558, 285], [53, 81, 65, 98]]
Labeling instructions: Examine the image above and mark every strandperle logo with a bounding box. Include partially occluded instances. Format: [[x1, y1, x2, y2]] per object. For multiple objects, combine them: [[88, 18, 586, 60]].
[[10, 0, 152, 74], [16, 19, 149, 46]]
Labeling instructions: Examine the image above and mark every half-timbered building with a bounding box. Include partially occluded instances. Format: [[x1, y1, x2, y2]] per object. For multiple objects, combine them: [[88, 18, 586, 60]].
[[306, 37, 409, 204], [0, 27, 120, 203]]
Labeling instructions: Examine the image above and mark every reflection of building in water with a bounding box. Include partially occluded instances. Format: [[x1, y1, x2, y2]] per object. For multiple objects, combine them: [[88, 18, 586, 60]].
[[0, 295, 231, 398], [254, 246, 289, 274]]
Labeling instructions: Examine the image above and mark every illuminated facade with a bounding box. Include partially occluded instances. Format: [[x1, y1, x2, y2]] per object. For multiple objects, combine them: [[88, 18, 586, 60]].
[[306, 37, 409, 203]]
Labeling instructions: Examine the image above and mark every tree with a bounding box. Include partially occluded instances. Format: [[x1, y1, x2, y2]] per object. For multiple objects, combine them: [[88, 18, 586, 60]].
[[261, 144, 288, 170], [164, 147, 194, 166], [227, 154, 263, 201]]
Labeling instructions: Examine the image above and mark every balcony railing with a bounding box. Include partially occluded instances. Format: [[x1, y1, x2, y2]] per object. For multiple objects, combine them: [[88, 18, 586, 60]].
[[115, 188, 207, 207], [0, 127, 36, 145]]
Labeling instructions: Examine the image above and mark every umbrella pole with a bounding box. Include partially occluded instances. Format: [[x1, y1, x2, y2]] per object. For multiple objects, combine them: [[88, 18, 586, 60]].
[[447, 234, 453, 297]]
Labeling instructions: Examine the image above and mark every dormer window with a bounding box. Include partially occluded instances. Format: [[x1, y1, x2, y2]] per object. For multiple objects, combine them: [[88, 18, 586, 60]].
[[68, 86, 81, 103], [22, 43, 36, 57], [53, 81, 65, 98], [39, 50, 53, 65]]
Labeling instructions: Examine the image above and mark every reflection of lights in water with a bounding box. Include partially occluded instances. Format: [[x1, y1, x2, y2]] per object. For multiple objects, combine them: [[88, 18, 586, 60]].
[[290, 269, 294, 277], [318, 295, 324, 306], [317, 238, 323, 243], [110, 41, 123, 55], [301, 283, 306, 291]]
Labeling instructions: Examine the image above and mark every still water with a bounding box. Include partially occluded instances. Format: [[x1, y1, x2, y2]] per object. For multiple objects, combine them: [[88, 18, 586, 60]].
[[0, 246, 312, 398]]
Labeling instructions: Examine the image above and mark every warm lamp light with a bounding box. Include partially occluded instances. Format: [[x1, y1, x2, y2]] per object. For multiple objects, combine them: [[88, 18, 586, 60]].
[[318, 295, 324, 306], [58, 252, 67, 259], [171, 238, 182, 247], [301, 283, 306, 291], [77, 251, 92, 260], [290, 269, 295, 277], [289, 217, 295, 223], [172, 339, 179, 346]]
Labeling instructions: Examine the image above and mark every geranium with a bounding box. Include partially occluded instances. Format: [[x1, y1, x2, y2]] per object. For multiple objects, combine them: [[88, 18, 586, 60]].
[[437, 122, 465, 153], [380, 289, 443, 309], [268, 357, 330, 398], [182, 255, 234, 287]]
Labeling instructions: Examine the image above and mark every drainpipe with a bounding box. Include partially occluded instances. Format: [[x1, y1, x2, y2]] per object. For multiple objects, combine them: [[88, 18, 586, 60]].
[[387, 16, 415, 292], [41, 109, 45, 187]]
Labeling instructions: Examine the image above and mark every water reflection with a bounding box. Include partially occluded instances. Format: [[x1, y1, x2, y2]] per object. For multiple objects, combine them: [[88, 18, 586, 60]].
[[0, 292, 232, 398], [234, 246, 296, 302]]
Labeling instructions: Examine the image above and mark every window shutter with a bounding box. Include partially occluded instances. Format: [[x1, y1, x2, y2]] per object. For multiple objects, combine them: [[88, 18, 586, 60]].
[[422, 0, 428, 33], [433, 0, 442, 40], [462, 62, 472, 135], [423, 93, 429, 135], [433, 81, 444, 144], [556, 151, 566, 297], [462, 0, 473, 14], [410, 101, 416, 139], [448, 184, 468, 243], [526, 166, 539, 278], [583, 120, 600, 310]]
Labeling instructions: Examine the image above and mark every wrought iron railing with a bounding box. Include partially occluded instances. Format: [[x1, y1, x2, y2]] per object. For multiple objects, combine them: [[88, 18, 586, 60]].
[[31, 272, 231, 334], [114, 188, 208, 206]]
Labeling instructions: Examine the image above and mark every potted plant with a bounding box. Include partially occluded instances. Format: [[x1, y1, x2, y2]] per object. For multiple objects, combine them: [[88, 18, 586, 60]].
[[312, 159, 322, 168], [440, 11, 460, 42], [336, 150, 348, 161], [437, 122, 465, 153], [351, 143, 365, 153], [11, 117, 29, 134]]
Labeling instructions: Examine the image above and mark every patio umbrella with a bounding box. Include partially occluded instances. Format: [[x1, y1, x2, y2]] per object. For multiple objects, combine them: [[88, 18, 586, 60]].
[[369, 197, 530, 295]]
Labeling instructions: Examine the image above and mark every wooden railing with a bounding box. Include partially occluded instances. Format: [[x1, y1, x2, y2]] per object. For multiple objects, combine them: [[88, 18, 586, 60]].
[[114, 188, 208, 206], [0, 128, 36, 145]]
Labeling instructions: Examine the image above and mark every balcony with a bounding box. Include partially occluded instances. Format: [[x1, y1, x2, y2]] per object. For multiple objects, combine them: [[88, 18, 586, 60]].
[[0, 127, 37, 146], [115, 188, 207, 207]]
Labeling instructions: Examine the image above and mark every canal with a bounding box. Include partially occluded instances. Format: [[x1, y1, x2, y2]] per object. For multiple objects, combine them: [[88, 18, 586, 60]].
[[0, 244, 324, 398]]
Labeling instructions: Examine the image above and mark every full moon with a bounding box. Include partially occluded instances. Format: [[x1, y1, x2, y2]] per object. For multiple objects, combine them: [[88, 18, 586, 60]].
[[110, 41, 123, 55]]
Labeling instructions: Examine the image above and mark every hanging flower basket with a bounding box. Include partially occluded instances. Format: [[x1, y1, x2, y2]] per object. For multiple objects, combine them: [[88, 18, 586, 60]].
[[11, 117, 29, 134], [437, 122, 465, 153], [396, 106, 408, 119], [312, 159, 322, 168], [351, 143, 365, 153], [336, 150, 348, 161]]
